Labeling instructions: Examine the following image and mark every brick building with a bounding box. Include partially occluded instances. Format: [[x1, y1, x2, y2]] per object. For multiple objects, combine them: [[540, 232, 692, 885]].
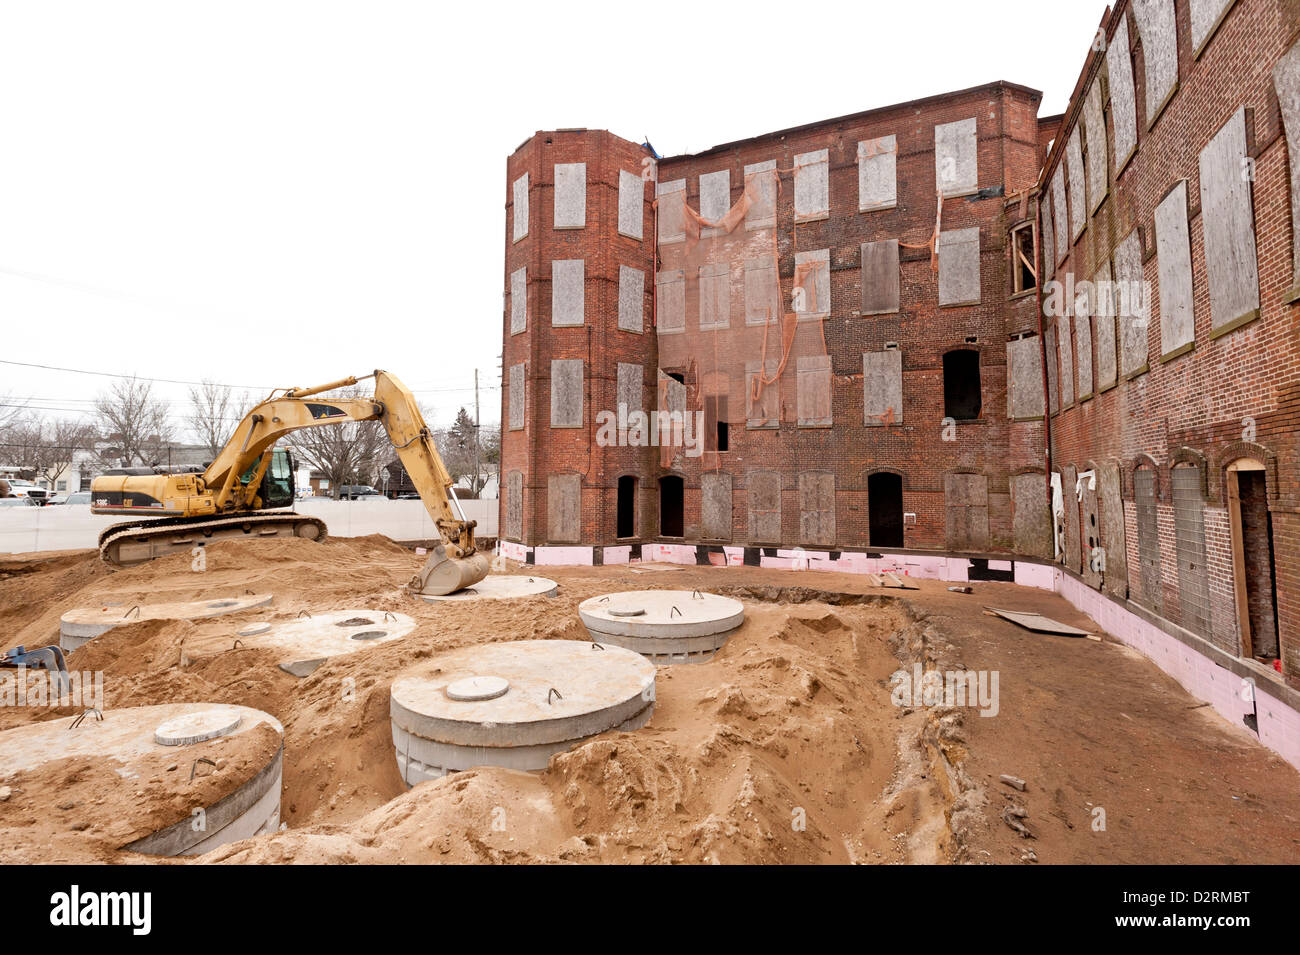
[[499, 0, 1300, 697]]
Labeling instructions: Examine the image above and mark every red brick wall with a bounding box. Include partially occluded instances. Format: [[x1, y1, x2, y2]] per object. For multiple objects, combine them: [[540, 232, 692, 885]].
[[1042, 0, 1300, 685]]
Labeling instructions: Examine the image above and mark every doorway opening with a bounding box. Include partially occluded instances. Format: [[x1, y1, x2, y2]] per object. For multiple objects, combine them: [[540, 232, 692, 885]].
[[658, 475, 684, 538], [617, 475, 637, 539], [1227, 460, 1279, 661], [868, 472, 904, 547]]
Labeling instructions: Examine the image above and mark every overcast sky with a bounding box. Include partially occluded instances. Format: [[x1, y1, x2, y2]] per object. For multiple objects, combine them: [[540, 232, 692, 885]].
[[0, 0, 1108, 436]]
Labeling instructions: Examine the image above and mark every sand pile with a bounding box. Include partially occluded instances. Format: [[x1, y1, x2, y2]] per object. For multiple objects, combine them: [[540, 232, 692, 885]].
[[0, 535, 931, 864]]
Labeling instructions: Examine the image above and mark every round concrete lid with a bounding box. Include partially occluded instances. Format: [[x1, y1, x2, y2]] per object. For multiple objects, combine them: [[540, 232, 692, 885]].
[[390, 640, 655, 747], [154, 709, 243, 746], [237, 623, 272, 637], [579, 590, 745, 639], [415, 575, 558, 602], [446, 675, 510, 701]]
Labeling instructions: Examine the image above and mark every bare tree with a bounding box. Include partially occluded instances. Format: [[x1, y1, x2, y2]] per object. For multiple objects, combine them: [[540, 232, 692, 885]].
[[0, 392, 26, 437], [188, 379, 245, 460], [32, 418, 98, 490], [435, 407, 499, 496], [93, 376, 174, 467], [286, 387, 386, 498]]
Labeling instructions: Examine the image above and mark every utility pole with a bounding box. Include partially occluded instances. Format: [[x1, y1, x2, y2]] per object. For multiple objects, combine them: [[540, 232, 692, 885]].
[[473, 369, 481, 496]]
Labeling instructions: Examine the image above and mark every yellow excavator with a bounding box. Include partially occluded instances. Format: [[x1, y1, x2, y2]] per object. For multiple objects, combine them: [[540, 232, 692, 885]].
[[90, 370, 490, 596]]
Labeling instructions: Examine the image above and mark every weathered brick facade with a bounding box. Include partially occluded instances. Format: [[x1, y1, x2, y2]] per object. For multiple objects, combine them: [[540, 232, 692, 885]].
[[501, 0, 1300, 689]]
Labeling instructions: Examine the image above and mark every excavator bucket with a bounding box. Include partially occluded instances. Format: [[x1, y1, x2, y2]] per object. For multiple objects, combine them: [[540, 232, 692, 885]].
[[409, 546, 491, 597]]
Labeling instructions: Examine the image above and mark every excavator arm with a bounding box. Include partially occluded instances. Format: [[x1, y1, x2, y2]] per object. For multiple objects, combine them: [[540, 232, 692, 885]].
[[200, 370, 489, 595]]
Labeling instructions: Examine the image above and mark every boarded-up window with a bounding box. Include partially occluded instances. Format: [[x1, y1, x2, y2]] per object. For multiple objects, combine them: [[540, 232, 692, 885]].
[[1074, 280, 1094, 399], [1191, 0, 1234, 54], [1275, 41, 1300, 289], [1115, 230, 1149, 376], [1059, 465, 1080, 571], [505, 470, 523, 540], [547, 473, 580, 543], [1092, 261, 1118, 391], [794, 249, 830, 318], [794, 149, 828, 221], [1066, 128, 1087, 241], [618, 266, 644, 333], [700, 472, 732, 541], [616, 362, 642, 415], [1012, 472, 1052, 558], [744, 160, 777, 229], [512, 173, 528, 242], [508, 362, 525, 431], [551, 259, 584, 327], [797, 355, 832, 427], [618, 169, 643, 240], [553, 162, 586, 229], [1155, 182, 1195, 356], [1040, 192, 1056, 282], [944, 472, 989, 550], [656, 179, 685, 244], [798, 472, 835, 545], [1133, 0, 1179, 126], [1006, 337, 1044, 419], [1108, 15, 1139, 170], [1098, 463, 1129, 599], [748, 471, 781, 542], [699, 170, 730, 225], [860, 239, 900, 315], [1134, 468, 1162, 611], [858, 135, 897, 211], [746, 359, 779, 429], [549, 359, 583, 428], [655, 269, 685, 333], [744, 257, 780, 326], [1172, 466, 1211, 637], [510, 266, 527, 335], [1051, 167, 1069, 264], [1044, 323, 1060, 414], [935, 117, 978, 197], [698, 262, 731, 330], [1083, 79, 1108, 215], [863, 350, 903, 426], [1080, 469, 1102, 589], [1058, 313, 1075, 407], [1198, 108, 1260, 332], [937, 228, 981, 306]]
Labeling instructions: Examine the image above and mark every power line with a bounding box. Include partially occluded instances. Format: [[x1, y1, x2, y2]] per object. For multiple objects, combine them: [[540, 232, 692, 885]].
[[0, 358, 499, 395]]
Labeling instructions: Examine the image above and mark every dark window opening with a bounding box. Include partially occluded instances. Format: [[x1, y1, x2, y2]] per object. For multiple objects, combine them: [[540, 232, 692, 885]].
[[617, 476, 637, 539], [706, 395, 729, 452], [666, 371, 685, 384], [658, 475, 684, 537], [943, 350, 982, 421], [868, 472, 904, 548], [1011, 222, 1037, 294]]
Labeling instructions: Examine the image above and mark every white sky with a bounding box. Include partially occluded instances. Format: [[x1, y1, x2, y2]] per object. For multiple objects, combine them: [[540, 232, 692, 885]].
[[0, 0, 1108, 436]]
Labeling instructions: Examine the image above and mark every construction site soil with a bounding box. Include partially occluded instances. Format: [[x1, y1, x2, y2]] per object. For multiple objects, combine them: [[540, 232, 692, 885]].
[[1, 535, 1297, 864]]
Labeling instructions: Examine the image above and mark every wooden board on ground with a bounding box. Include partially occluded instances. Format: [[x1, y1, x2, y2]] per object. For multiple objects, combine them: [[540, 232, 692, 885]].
[[985, 607, 1091, 637]]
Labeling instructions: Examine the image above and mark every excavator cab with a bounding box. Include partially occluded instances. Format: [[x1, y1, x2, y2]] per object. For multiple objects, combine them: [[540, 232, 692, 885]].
[[240, 448, 296, 509]]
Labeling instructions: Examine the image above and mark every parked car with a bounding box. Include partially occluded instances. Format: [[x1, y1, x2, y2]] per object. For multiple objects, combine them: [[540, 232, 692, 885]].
[[3, 480, 48, 502], [62, 492, 93, 506], [338, 484, 379, 500], [0, 497, 39, 508]]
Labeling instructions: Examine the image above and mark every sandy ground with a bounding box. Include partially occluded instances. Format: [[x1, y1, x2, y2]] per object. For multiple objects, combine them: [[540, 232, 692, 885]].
[[0, 537, 1297, 864]]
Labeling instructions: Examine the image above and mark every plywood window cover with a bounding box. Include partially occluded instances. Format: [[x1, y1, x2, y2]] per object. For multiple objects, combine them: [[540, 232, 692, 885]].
[[858, 135, 898, 212], [1133, 0, 1180, 132], [617, 169, 643, 241], [794, 149, 829, 222], [1192, 0, 1239, 60], [512, 173, 529, 244], [1107, 15, 1140, 177]]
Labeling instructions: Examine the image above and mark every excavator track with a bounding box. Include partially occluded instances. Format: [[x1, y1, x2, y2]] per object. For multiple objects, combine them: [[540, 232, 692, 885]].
[[98, 512, 328, 568]]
